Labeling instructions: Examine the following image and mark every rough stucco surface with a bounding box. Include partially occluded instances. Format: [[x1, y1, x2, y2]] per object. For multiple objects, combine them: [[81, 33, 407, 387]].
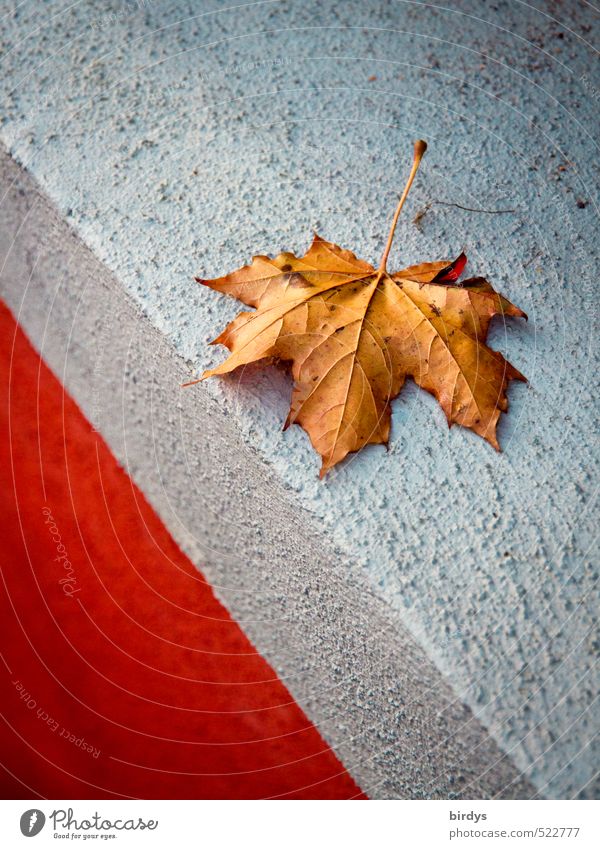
[[0, 0, 598, 798]]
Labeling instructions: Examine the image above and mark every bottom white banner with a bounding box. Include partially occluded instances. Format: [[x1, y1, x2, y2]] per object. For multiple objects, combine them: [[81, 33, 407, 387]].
[[0, 799, 597, 849]]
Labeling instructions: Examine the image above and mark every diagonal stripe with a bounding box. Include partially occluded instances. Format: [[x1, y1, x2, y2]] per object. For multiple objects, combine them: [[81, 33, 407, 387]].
[[0, 298, 365, 801]]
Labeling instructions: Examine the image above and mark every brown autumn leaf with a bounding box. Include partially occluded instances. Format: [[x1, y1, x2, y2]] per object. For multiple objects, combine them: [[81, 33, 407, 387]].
[[186, 140, 526, 477]]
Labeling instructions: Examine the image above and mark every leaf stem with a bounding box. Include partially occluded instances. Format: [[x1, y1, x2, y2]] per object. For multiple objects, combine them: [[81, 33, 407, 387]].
[[378, 139, 427, 274]]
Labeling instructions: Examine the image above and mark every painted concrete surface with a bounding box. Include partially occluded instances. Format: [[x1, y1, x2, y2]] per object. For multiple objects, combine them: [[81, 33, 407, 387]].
[[1, 0, 598, 797]]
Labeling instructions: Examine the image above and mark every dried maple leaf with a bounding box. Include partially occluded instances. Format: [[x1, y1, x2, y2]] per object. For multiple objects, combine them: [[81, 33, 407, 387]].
[[186, 141, 526, 476]]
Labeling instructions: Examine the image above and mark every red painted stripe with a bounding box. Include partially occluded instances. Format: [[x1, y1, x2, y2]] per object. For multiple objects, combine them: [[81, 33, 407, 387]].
[[0, 299, 364, 800]]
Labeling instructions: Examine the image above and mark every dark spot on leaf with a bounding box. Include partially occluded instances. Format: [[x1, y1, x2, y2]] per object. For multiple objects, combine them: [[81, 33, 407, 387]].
[[289, 273, 314, 288]]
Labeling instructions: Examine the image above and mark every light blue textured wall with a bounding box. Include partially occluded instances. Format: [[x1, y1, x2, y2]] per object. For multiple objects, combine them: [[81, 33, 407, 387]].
[[1, 0, 597, 797]]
